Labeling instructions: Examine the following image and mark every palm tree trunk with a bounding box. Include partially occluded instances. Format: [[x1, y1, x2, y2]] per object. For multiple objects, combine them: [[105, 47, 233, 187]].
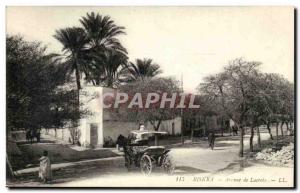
[[74, 61, 81, 129], [74, 63, 81, 90]]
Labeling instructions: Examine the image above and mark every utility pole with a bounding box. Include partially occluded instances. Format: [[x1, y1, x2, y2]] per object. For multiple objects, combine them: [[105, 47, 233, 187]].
[[180, 73, 184, 145]]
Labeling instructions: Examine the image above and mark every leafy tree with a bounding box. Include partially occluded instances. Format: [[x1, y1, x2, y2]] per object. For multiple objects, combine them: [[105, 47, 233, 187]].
[[181, 95, 218, 140], [6, 35, 76, 132], [261, 73, 294, 142], [244, 73, 271, 151], [199, 58, 294, 155], [199, 58, 261, 157], [198, 72, 229, 125]]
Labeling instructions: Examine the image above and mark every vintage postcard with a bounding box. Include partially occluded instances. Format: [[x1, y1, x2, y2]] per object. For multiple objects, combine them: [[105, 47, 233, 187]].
[[6, 6, 295, 188]]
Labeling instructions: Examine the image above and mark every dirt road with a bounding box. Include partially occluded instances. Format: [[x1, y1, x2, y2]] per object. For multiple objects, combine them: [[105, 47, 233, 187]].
[[9, 131, 292, 187]]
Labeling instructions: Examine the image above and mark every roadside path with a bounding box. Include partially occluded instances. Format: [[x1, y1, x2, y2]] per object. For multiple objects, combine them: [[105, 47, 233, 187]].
[[14, 156, 123, 175]]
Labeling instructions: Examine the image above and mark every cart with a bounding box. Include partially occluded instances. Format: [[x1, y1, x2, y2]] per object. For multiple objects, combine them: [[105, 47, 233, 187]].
[[124, 130, 175, 175]]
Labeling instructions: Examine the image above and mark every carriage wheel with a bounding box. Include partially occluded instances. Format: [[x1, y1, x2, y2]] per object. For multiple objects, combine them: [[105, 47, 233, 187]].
[[162, 154, 175, 174], [140, 154, 152, 175]]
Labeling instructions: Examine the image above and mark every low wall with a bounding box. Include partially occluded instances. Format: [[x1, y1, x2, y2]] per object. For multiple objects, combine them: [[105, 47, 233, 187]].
[[42, 128, 73, 143], [42, 117, 182, 146]]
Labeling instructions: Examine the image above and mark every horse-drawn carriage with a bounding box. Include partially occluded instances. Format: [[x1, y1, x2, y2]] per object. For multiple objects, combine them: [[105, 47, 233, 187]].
[[123, 130, 175, 175]]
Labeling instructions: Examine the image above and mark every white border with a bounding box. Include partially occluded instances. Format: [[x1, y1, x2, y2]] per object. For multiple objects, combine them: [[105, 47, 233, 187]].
[[1, 0, 300, 6]]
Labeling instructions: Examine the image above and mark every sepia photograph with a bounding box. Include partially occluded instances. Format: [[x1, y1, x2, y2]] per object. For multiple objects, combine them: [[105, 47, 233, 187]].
[[6, 6, 295, 188]]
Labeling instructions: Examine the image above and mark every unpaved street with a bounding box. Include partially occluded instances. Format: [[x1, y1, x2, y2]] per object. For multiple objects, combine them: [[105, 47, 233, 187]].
[[58, 132, 293, 188], [9, 130, 293, 188]]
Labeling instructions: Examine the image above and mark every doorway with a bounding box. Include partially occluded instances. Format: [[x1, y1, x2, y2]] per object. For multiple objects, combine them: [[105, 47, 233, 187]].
[[90, 123, 98, 148]]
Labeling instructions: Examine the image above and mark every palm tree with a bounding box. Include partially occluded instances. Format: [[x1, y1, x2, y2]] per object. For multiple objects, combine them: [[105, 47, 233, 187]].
[[124, 58, 162, 82], [80, 12, 127, 54], [92, 49, 128, 88], [53, 27, 88, 90], [79, 12, 127, 86]]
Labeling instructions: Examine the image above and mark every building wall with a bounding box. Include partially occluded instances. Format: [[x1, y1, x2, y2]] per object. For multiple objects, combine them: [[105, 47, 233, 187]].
[[103, 120, 138, 142], [78, 86, 103, 147], [206, 115, 218, 130], [159, 117, 182, 135], [182, 114, 227, 136], [43, 116, 182, 145], [100, 87, 182, 142], [43, 85, 182, 147]]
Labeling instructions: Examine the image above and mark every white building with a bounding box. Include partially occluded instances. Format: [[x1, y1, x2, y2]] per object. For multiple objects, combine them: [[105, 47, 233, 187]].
[[47, 85, 182, 148]]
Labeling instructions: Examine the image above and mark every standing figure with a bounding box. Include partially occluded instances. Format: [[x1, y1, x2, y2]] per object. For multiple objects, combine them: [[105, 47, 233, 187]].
[[36, 128, 41, 143], [30, 129, 36, 144], [26, 129, 31, 143], [208, 131, 215, 150], [232, 125, 238, 136], [116, 134, 126, 151], [139, 123, 145, 131], [39, 150, 52, 183]]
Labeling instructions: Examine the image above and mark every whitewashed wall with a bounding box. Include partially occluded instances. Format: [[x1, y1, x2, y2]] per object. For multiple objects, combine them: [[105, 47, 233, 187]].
[[79, 86, 103, 147]]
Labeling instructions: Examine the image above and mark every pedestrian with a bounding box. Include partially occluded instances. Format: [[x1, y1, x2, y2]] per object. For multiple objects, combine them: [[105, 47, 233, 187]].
[[139, 123, 145, 131], [208, 130, 215, 150], [232, 125, 238, 135], [116, 134, 125, 151], [39, 150, 52, 183], [25, 129, 31, 143], [30, 129, 35, 144], [36, 128, 41, 143]]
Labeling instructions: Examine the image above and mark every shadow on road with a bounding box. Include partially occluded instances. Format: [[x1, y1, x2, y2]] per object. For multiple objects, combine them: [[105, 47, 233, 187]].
[[175, 166, 208, 174]]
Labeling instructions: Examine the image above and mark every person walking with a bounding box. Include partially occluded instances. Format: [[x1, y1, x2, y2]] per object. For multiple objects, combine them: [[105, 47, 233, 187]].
[[208, 130, 216, 150], [39, 150, 52, 183]]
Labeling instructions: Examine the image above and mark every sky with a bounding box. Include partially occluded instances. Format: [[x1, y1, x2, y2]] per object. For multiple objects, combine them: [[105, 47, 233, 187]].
[[6, 6, 294, 93]]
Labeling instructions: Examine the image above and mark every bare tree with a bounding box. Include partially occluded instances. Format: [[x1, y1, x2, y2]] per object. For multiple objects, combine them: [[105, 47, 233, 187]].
[[199, 58, 261, 157]]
